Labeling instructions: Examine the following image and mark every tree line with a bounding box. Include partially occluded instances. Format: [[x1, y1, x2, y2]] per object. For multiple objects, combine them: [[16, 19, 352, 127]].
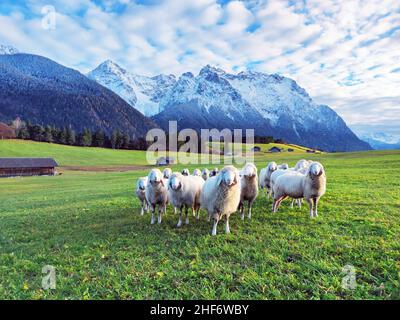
[[15, 122, 148, 150]]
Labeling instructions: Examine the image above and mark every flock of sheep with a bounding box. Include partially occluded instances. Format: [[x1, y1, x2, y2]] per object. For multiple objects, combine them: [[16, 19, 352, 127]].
[[136, 159, 326, 235]]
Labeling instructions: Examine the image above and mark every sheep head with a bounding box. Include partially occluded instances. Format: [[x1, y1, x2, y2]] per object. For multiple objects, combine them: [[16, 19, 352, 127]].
[[217, 166, 239, 187], [268, 161, 278, 172], [163, 168, 172, 179], [308, 162, 325, 177], [193, 169, 201, 176], [169, 173, 182, 191], [241, 163, 257, 178], [148, 169, 164, 186], [280, 163, 289, 170], [182, 168, 189, 176], [138, 178, 147, 190]]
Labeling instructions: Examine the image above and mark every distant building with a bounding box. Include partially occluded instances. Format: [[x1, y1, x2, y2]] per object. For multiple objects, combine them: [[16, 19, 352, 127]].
[[287, 148, 294, 152], [268, 146, 282, 153], [0, 123, 16, 139], [306, 149, 316, 154], [0, 158, 58, 178], [252, 146, 261, 152], [156, 156, 175, 166]]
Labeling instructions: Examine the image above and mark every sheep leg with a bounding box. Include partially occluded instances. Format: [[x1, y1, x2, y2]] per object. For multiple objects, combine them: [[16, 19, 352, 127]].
[[290, 199, 294, 209], [313, 197, 319, 217], [297, 199, 302, 209], [158, 206, 163, 224], [248, 200, 253, 219], [239, 202, 245, 220], [150, 205, 156, 224], [196, 206, 200, 220], [177, 207, 183, 228], [174, 207, 177, 214], [140, 200, 144, 216], [307, 198, 313, 218], [211, 217, 219, 236], [207, 212, 211, 222], [185, 207, 189, 225], [225, 216, 231, 234]]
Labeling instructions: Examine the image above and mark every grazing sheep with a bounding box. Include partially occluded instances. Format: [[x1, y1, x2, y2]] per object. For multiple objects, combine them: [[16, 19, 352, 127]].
[[168, 173, 205, 227], [146, 169, 168, 224], [136, 177, 149, 215], [238, 163, 258, 220], [259, 162, 278, 198], [181, 168, 190, 176], [163, 168, 172, 179], [272, 162, 326, 218], [201, 168, 210, 181], [192, 168, 201, 177], [201, 165, 241, 235], [279, 163, 289, 170], [209, 167, 219, 177]]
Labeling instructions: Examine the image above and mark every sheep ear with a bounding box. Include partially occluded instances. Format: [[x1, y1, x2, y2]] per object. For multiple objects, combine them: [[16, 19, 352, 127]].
[[216, 172, 223, 186]]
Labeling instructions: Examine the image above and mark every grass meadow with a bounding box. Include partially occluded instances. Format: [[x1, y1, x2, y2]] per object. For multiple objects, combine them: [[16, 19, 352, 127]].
[[0, 140, 399, 299]]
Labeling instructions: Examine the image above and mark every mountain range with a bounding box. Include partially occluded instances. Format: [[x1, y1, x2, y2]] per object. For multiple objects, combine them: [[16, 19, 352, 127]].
[[89, 61, 371, 152], [357, 132, 400, 150], [0, 51, 156, 139], [0, 45, 372, 151]]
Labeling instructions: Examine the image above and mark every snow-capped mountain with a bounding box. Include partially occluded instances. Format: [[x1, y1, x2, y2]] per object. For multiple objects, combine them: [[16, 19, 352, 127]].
[[0, 45, 19, 55], [88, 60, 176, 116], [357, 132, 400, 150], [0, 53, 156, 138], [154, 65, 370, 152], [88, 62, 370, 151]]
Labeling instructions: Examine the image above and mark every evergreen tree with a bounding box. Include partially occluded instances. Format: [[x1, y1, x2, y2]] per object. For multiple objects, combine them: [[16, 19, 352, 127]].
[[92, 130, 105, 148], [17, 125, 30, 140], [58, 127, 67, 145], [121, 133, 130, 149], [66, 127, 76, 145], [44, 126, 53, 143], [81, 128, 92, 147], [111, 130, 119, 149]]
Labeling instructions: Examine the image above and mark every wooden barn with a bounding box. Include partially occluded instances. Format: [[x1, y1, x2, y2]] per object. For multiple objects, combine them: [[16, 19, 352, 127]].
[[0, 123, 16, 139], [268, 146, 282, 153], [0, 158, 58, 178]]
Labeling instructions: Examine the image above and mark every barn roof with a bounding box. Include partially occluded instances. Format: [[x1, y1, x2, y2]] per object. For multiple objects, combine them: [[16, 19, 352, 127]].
[[0, 158, 58, 169]]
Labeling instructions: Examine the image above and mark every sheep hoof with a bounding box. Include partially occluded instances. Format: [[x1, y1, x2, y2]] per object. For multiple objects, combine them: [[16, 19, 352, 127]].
[[151, 219, 155, 225], [241, 214, 245, 221], [176, 222, 182, 228]]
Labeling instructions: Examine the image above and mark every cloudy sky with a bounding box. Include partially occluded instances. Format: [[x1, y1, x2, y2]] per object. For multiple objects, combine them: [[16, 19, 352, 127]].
[[0, 0, 399, 137]]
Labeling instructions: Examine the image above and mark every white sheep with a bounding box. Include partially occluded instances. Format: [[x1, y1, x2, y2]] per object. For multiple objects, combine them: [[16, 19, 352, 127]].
[[238, 163, 258, 220], [163, 168, 172, 179], [136, 177, 149, 215], [209, 167, 219, 177], [168, 173, 204, 227], [272, 162, 326, 218], [145, 169, 168, 224], [259, 161, 278, 198], [289, 160, 313, 208], [181, 168, 190, 176], [201, 168, 210, 181], [192, 168, 201, 177], [278, 163, 289, 170], [201, 165, 241, 235]]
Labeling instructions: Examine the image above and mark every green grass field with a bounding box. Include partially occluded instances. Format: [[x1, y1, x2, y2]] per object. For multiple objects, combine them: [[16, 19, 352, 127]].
[[0, 140, 399, 299]]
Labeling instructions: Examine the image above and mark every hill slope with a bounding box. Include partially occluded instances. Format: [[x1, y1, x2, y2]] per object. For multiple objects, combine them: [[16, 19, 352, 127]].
[[0, 53, 157, 138]]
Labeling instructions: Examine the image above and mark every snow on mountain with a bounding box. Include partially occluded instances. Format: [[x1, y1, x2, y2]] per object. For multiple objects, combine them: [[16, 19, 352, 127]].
[[0, 45, 19, 55], [88, 60, 176, 116], [154, 65, 371, 152], [88, 62, 371, 151], [361, 132, 400, 145]]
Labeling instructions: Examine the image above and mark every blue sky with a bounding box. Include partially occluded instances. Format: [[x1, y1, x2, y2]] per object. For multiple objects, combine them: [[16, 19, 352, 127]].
[[0, 0, 399, 137]]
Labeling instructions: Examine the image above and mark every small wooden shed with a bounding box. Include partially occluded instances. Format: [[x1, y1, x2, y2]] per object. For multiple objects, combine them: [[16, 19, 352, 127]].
[[0, 158, 58, 178], [156, 156, 175, 166], [268, 146, 282, 153], [252, 146, 261, 152]]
